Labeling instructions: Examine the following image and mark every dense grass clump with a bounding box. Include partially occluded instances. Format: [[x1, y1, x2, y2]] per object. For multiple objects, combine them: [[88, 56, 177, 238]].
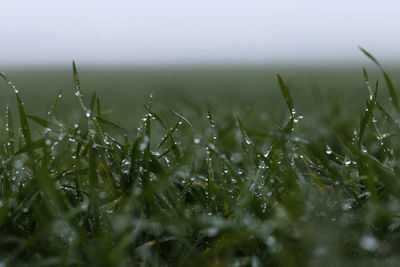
[[1, 52, 400, 266]]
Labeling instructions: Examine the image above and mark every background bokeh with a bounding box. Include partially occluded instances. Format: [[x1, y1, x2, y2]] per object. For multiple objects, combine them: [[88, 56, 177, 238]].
[[1, 0, 399, 125]]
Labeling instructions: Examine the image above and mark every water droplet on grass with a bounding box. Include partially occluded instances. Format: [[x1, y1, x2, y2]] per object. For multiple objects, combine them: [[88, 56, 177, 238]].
[[266, 236, 276, 247], [245, 137, 251, 145], [204, 227, 218, 237], [325, 145, 332, 155], [344, 156, 351, 166], [360, 235, 379, 251], [140, 136, 149, 150], [342, 202, 352, 211], [294, 115, 303, 123]]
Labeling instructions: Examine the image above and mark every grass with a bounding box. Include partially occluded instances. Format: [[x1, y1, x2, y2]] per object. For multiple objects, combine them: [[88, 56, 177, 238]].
[[0, 50, 400, 266]]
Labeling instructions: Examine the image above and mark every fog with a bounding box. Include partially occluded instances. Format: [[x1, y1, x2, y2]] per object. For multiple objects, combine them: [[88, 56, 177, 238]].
[[1, 0, 399, 66]]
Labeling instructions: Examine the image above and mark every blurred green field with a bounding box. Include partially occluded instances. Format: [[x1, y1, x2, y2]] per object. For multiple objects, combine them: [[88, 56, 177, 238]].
[[2, 64, 400, 124]]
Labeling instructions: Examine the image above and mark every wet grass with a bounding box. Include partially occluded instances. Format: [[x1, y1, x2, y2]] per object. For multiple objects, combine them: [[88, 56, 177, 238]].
[[1, 51, 400, 266]]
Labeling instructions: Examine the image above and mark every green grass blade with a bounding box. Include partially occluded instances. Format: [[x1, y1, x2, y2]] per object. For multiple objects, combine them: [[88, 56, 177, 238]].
[[48, 89, 62, 119], [88, 141, 99, 233], [143, 104, 166, 129], [235, 115, 269, 164], [16, 94, 31, 145], [27, 115, 59, 129], [359, 47, 400, 112], [363, 67, 373, 96], [276, 73, 295, 115], [207, 109, 216, 144], [359, 47, 382, 67], [158, 119, 181, 150], [359, 70, 378, 147], [96, 97, 102, 118], [301, 155, 326, 194], [72, 60, 87, 112], [5, 105, 15, 156], [376, 102, 400, 134], [170, 108, 193, 128], [0, 73, 32, 147], [15, 139, 46, 155], [95, 116, 135, 138], [125, 136, 142, 190]]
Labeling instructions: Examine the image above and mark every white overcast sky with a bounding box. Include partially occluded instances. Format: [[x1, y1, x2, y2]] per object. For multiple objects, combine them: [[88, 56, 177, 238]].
[[1, 0, 399, 66]]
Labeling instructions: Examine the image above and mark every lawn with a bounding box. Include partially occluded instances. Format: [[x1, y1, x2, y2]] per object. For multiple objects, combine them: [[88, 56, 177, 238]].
[[0, 51, 400, 266]]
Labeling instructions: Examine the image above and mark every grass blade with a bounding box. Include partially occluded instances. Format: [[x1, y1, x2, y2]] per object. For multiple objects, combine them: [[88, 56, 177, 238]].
[[143, 104, 166, 129], [96, 97, 102, 118], [276, 73, 295, 115], [359, 47, 400, 113], [301, 154, 326, 194], [170, 108, 193, 128], [72, 60, 87, 113], [5, 105, 15, 156], [158, 119, 181, 150], [359, 71, 378, 147], [48, 89, 62, 119]]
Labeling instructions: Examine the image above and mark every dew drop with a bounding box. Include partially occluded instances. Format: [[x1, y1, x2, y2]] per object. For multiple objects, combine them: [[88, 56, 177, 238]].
[[342, 202, 352, 211], [359, 235, 379, 251], [361, 146, 368, 153], [244, 137, 251, 145], [325, 145, 332, 155], [266, 236, 276, 247], [205, 227, 219, 237], [344, 156, 351, 166]]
